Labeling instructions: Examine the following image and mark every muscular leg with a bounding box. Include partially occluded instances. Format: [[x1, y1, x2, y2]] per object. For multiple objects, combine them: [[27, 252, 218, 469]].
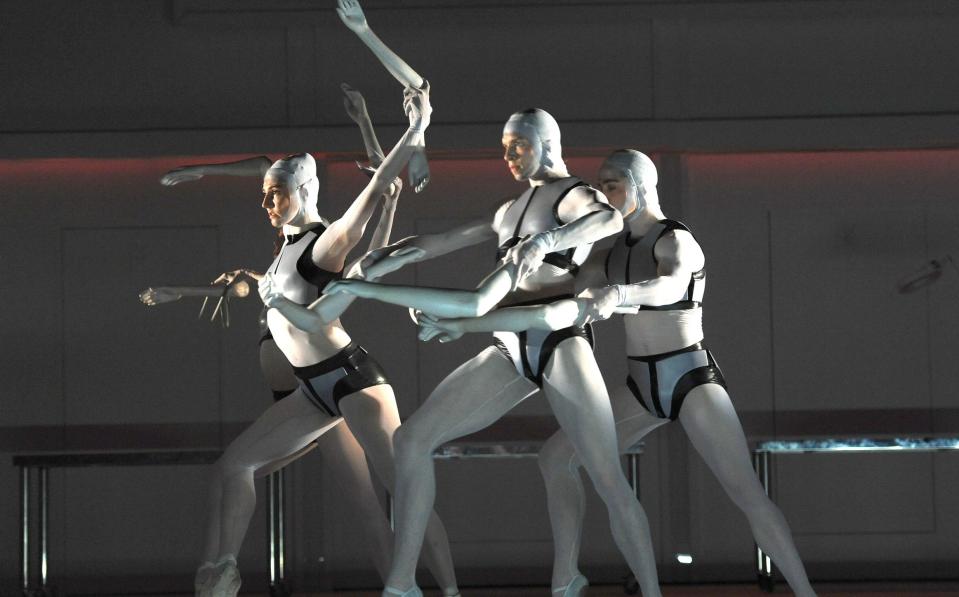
[[541, 339, 662, 597], [382, 347, 539, 593], [341, 382, 495, 596], [679, 385, 816, 597], [538, 384, 667, 591], [207, 389, 342, 562], [314, 423, 393, 581]]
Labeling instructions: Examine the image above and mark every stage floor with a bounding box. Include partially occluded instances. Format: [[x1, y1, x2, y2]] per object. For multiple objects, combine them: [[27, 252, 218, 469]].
[[139, 582, 959, 596]]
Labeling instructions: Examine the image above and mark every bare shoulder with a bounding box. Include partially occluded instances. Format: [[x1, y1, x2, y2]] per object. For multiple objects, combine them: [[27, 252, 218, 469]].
[[557, 184, 612, 222], [655, 229, 704, 268]]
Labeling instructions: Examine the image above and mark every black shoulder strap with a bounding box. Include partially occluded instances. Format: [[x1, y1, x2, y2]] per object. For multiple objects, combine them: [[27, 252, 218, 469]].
[[296, 225, 343, 288], [551, 179, 588, 224]]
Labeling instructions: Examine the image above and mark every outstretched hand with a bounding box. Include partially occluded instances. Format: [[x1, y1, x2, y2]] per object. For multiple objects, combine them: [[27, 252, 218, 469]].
[[416, 312, 464, 343], [139, 287, 182, 306], [336, 0, 369, 34], [340, 82, 369, 124], [160, 166, 204, 186]]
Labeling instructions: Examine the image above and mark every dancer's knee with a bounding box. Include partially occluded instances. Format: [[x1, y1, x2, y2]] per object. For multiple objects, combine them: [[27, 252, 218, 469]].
[[393, 421, 436, 466], [538, 436, 578, 482]]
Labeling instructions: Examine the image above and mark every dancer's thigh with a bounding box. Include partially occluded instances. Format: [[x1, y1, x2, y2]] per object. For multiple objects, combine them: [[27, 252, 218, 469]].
[[678, 384, 759, 493], [403, 346, 539, 449], [222, 388, 342, 471], [339, 383, 403, 488], [544, 383, 669, 472], [541, 338, 620, 462]]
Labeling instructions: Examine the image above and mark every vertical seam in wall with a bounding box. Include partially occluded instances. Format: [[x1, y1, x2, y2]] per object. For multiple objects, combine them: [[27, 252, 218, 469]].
[[649, 17, 656, 119], [285, 27, 292, 128], [767, 210, 777, 439], [923, 209, 938, 528], [58, 227, 67, 570]]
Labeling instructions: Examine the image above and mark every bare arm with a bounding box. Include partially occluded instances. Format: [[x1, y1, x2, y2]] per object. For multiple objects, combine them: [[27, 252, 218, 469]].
[[310, 86, 431, 271], [160, 156, 272, 186], [139, 282, 251, 306], [618, 230, 704, 307], [417, 299, 585, 342], [337, 0, 423, 89], [324, 259, 515, 319], [342, 83, 385, 166], [507, 186, 623, 280]]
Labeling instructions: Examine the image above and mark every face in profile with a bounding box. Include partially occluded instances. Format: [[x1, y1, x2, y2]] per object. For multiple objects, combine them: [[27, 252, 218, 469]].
[[597, 164, 634, 217], [261, 174, 298, 229], [502, 131, 542, 181]]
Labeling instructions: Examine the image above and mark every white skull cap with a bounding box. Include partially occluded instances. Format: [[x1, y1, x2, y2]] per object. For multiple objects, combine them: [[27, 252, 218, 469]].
[[604, 149, 657, 189], [267, 153, 317, 189], [503, 108, 561, 148]]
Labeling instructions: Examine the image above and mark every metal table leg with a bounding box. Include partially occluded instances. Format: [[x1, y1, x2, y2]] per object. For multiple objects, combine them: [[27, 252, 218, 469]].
[[40, 467, 49, 592], [21, 465, 30, 595], [267, 469, 291, 597], [753, 450, 775, 592]]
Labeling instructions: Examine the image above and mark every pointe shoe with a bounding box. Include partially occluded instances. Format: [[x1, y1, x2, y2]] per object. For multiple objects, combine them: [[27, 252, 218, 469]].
[[194, 563, 215, 597], [209, 559, 241, 597], [383, 586, 423, 597], [552, 574, 588, 597]]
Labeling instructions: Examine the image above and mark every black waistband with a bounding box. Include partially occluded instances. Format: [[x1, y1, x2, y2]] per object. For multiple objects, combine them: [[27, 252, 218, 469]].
[[500, 293, 575, 308], [628, 341, 705, 363], [639, 301, 702, 311], [292, 342, 362, 379]]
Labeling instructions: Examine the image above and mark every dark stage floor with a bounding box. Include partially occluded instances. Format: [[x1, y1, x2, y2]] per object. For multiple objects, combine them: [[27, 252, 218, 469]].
[[134, 581, 959, 597]]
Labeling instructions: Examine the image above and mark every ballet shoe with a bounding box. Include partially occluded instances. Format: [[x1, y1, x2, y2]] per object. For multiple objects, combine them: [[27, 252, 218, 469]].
[[194, 563, 215, 597], [208, 559, 241, 597], [552, 573, 588, 597], [383, 586, 423, 597]]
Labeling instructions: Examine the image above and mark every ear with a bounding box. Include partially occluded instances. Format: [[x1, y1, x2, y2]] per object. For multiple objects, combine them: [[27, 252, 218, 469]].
[[540, 140, 554, 169]]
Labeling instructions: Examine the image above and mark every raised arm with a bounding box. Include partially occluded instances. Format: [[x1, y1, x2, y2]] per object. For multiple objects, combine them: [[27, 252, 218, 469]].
[[309, 85, 431, 272], [342, 82, 385, 166], [160, 156, 272, 186], [336, 0, 423, 88], [337, 0, 431, 192]]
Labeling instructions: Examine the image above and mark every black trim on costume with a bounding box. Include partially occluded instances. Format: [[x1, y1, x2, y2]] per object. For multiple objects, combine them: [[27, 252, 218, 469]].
[[550, 180, 588, 224], [296, 233, 343, 289], [301, 379, 336, 417], [647, 359, 667, 418], [332, 351, 389, 404], [639, 301, 701, 312], [273, 389, 296, 402], [629, 341, 705, 363], [518, 331, 535, 380], [534, 324, 594, 384], [670, 360, 727, 420], [292, 342, 360, 380], [626, 375, 652, 415], [511, 186, 539, 240]]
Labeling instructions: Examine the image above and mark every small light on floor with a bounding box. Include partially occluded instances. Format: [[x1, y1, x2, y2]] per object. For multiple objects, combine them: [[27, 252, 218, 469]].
[[676, 553, 693, 565]]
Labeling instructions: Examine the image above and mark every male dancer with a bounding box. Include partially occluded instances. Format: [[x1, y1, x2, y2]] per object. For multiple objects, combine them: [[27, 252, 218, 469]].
[[321, 111, 664, 597], [418, 150, 817, 597]]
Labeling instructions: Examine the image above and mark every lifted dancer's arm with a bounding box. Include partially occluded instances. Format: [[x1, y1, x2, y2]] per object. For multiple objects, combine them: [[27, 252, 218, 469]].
[[309, 85, 431, 272], [337, 0, 431, 192]]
